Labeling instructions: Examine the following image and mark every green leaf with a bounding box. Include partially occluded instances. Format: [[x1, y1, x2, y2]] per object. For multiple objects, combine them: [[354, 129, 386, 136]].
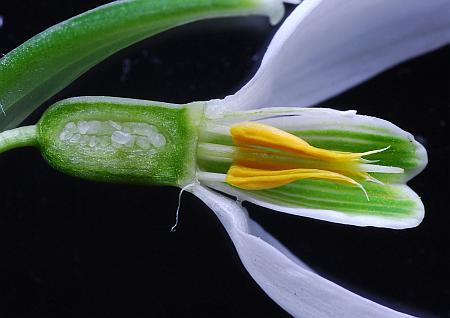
[[0, 0, 283, 130]]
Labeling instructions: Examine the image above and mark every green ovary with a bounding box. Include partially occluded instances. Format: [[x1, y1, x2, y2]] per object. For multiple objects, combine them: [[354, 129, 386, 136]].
[[38, 97, 205, 187]]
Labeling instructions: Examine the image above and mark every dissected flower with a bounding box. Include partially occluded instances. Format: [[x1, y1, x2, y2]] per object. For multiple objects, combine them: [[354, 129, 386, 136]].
[[0, 0, 449, 317], [196, 107, 426, 229], [192, 0, 450, 315]]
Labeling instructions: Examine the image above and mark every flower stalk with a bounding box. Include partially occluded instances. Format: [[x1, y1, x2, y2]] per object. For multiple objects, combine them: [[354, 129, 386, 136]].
[[0, 125, 37, 154]]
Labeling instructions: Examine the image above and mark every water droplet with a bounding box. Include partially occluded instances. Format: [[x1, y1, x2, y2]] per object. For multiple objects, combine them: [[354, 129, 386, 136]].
[[108, 120, 122, 130], [86, 121, 103, 134], [111, 131, 133, 145], [69, 134, 81, 143], [98, 136, 110, 147], [64, 122, 77, 133], [151, 134, 166, 148], [136, 136, 151, 150], [89, 136, 97, 148], [80, 135, 90, 145], [59, 131, 73, 141], [77, 121, 89, 134]]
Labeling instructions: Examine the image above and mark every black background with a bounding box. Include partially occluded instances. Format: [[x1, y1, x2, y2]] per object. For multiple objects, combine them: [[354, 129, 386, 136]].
[[0, 1, 449, 317]]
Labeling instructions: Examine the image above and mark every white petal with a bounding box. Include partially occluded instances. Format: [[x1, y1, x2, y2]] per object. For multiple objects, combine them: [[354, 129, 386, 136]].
[[190, 185, 414, 317], [205, 105, 356, 121], [247, 217, 312, 271], [210, 0, 450, 112]]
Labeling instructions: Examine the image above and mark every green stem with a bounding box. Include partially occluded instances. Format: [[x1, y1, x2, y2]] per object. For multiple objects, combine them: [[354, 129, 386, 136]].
[[0, 126, 37, 154]]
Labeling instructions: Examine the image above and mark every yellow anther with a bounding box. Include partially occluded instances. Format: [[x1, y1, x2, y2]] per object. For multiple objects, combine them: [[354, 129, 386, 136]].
[[230, 122, 381, 162], [226, 165, 362, 190], [225, 121, 383, 199]]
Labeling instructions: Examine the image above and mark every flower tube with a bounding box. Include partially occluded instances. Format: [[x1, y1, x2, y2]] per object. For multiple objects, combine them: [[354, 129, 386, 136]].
[[196, 106, 426, 229]]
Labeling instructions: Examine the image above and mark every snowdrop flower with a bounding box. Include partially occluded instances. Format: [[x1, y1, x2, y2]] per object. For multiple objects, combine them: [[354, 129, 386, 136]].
[[1, 0, 449, 317], [190, 0, 450, 316]]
